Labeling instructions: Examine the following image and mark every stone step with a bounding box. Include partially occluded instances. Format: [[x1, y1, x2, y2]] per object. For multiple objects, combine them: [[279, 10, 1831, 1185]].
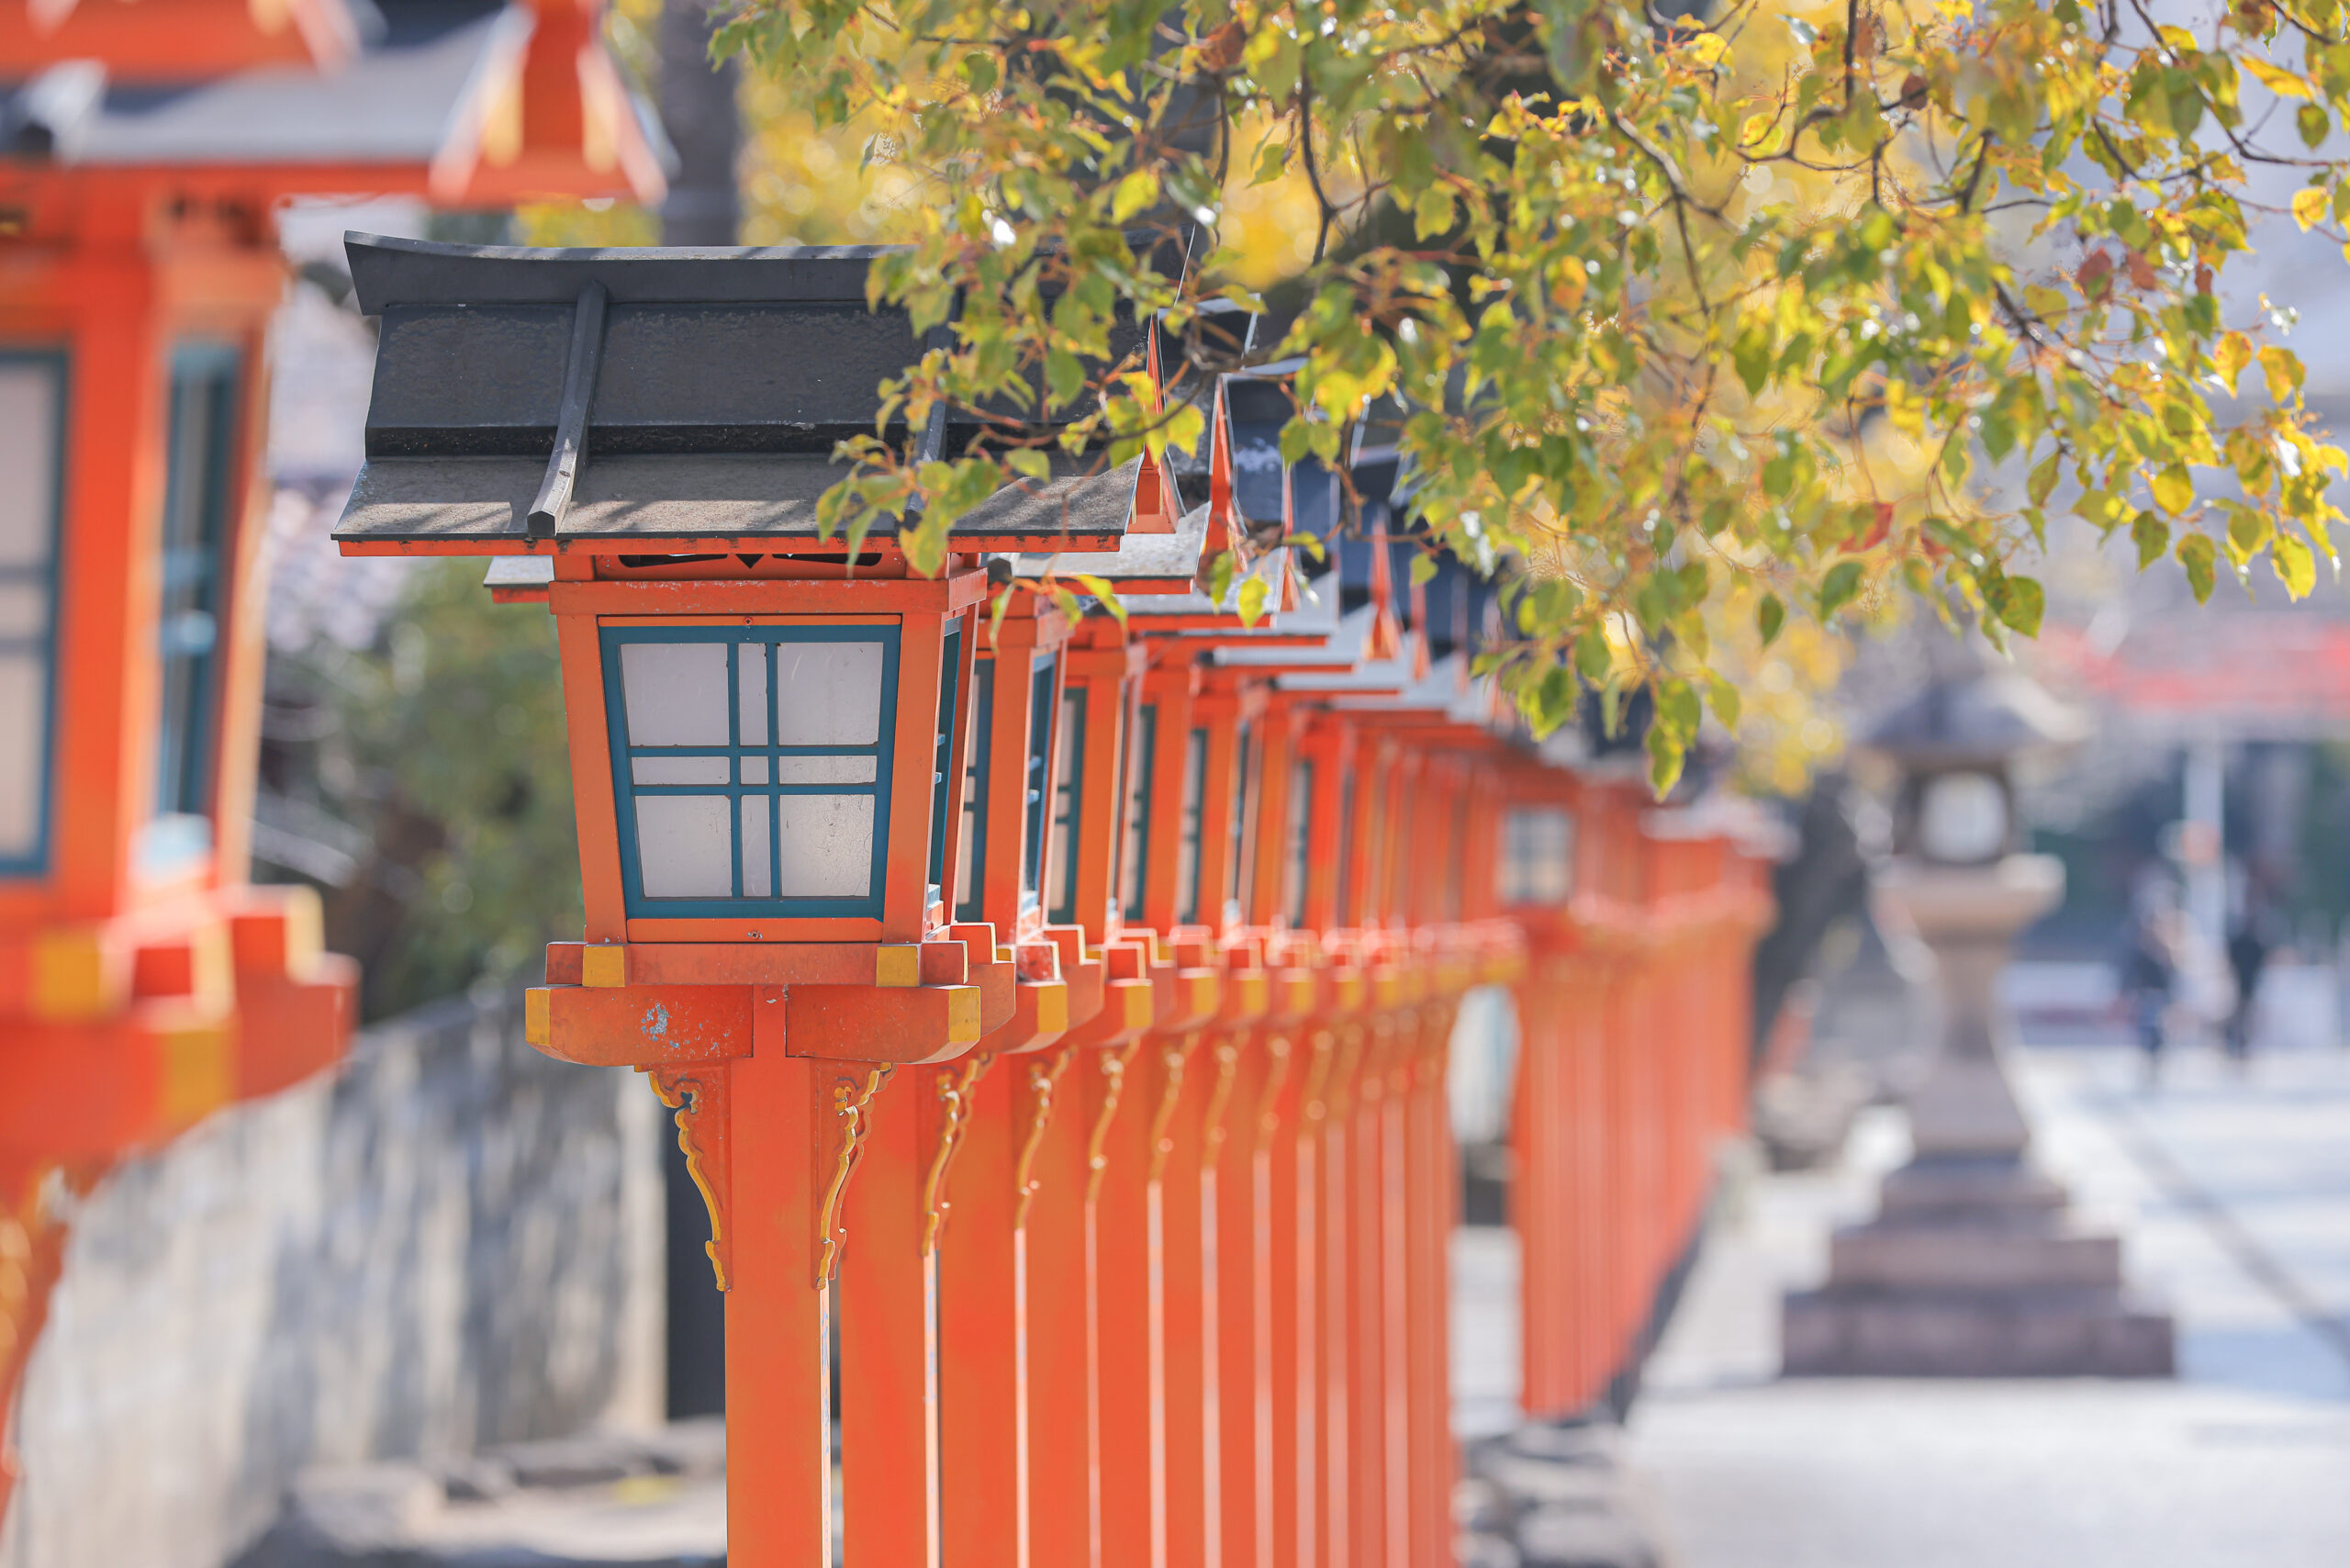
[[1782, 1289, 2176, 1377], [1825, 1224, 2125, 1292]]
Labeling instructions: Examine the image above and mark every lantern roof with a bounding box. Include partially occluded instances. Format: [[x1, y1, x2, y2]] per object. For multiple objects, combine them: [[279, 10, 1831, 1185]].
[[1863, 666, 2085, 770], [1007, 496, 1210, 594], [1, 2, 665, 203], [332, 233, 1153, 554], [0, 0, 363, 80]]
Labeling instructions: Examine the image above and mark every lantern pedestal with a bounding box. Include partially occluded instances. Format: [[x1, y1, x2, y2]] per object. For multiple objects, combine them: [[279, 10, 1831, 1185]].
[[1782, 855, 2175, 1377]]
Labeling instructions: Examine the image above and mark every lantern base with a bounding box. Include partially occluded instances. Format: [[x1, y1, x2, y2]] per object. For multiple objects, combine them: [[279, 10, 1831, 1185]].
[[1781, 1154, 2176, 1378]]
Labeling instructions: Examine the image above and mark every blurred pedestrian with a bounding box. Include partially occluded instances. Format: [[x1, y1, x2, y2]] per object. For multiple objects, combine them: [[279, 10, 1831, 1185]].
[[2120, 908, 2177, 1088], [2225, 913, 2272, 1069]]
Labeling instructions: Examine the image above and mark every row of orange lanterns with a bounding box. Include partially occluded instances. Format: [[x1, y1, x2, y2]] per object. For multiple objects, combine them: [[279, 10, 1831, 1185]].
[[326, 233, 1779, 1567]]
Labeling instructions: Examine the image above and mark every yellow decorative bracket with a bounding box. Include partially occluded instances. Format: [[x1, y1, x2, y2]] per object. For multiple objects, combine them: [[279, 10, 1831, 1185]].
[[647, 1065, 733, 1291], [1084, 1044, 1136, 1205], [814, 1066, 893, 1287], [920, 1056, 990, 1256], [1013, 1047, 1075, 1231]]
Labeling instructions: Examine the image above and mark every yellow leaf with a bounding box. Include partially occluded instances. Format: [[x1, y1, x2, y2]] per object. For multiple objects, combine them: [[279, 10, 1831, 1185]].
[[1682, 31, 1729, 68], [2212, 330, 2252, 392], [2243, 57, 2313, 101], [2259, 344, 2306, 403], [1111, 168, 1160, 224], [2273, 532, 2317, 599], [2150, 464, 2194, 514], [2293, 185, 2330, 231]]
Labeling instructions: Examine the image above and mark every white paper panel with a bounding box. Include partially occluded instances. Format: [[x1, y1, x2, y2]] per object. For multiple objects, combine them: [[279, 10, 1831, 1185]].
[[741, 796, 773, 897], [774, 642, 885, 745], [773, 756, 878, 784], [740, 755, 769, 785], [634, 794, 734, 898], [633, 756, 731, 786], [0, 363, 59, 570], [737, 642, 768, 745], [777, 794, 875, 897], [0, 583, 45, 640], [1501, 808, 1575, 905], [621, 642, 730, 747], [0, 656, 44, 859]]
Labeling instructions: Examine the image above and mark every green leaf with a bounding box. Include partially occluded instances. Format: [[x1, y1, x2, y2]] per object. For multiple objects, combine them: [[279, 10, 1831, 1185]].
[[1071, 574, 1127, 628], [1756, 592, 1785, 646], [2028, 450, 2062, 508], [2132, 510, 2170, 569], [1045, 349, 1085, 410], [1249, 138, 1289, 187], [1993, 575, 2045, 637], [1278, 418, 1317, 465], [1409, 553, 1438, 587], [2177, 532, 2218, 602], [1644, 722, 1685, 799], [1818, 560, 1864, 620], [1573, 629, 1611, 680], [1706, 673, 1741, 730], [1655, 677, 1702, 742], [1203, 550, 1236, 609], [1732, 323, 1774, 396]]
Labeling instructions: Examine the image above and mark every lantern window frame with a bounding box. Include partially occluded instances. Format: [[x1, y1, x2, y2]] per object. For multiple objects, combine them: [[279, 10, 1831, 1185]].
[[1284, 756, 1313, 929], [1119, 701, 1157, 924], [1225, 717, 1256, 924], [1019, 652, 1056, 912], [154, 339, 241, 829], [600, 621, 901, 921], [1174, 725, 1207, 924], [1047, 684, 1087, 925], [954, 656, 994, 924], [1500, 805, 1577, 907], [927, 620, 962, 901], [0, 348, 68, 879]]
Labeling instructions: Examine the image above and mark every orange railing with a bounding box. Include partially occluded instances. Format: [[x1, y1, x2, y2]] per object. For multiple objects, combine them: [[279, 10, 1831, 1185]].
[[520, 622, 1772, 1568]]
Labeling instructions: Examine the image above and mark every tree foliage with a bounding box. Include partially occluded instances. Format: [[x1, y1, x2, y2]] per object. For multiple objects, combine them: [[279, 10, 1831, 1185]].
[[713, 0, 2350, 791]]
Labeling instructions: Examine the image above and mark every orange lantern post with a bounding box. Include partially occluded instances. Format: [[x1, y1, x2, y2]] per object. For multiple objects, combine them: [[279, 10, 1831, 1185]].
[[1, 0, 660, 1518]]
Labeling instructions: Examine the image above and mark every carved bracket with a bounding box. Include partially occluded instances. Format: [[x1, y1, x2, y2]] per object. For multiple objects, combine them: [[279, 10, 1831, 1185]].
[[1200, 1033, 1241, 1158], [814, 1066, 893, 1288], [920, 1056, 990, 1256], [1013, 1047, 1075, 1231], [1144, 1040, 1190, 1185], [1255, 1033, 1295, 1157], [647, 1064, 733, 1291], [1084, 1043, 1137, 1205]]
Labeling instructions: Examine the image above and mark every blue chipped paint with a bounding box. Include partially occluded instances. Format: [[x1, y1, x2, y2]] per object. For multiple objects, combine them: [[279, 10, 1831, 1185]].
[[643, 1002, 671, 1040]]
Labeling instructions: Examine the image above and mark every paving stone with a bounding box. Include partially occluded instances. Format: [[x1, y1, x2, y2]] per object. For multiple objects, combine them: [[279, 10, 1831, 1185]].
[[229, 1423, 727, 1568], [1516, 1502, 1657, 1568], [1459, 1529, 1525, 1568]]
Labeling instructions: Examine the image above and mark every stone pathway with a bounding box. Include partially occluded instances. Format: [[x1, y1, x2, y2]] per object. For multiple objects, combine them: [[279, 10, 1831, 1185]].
[[1618, 1039, 2350, 1568]]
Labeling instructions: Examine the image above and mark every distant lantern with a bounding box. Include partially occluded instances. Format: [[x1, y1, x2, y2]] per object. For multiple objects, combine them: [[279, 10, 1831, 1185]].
[[1862, 653, 2083, 868]]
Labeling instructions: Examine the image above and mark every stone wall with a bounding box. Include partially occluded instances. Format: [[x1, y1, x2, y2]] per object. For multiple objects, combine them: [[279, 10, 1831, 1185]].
[[0, 991, 664, 1568]]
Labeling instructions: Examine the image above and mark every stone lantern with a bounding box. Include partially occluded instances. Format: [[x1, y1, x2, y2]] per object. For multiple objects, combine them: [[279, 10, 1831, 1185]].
[[1782, 644, 2175, 1376]]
